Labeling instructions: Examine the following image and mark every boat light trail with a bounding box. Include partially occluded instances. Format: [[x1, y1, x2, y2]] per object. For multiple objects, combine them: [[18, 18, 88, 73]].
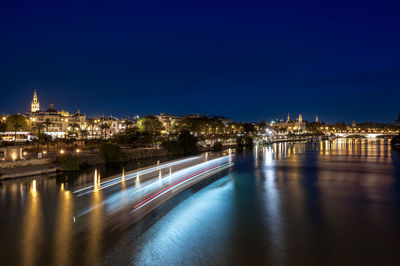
[[132, 163, 229, 210], [75, 155, 233, 218], [73, 156, 200, 196]]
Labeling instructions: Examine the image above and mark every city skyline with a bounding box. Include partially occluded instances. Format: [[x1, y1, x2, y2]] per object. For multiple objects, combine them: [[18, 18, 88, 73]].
[[1, 0, 400, 123], [1, 89, 398, 124]]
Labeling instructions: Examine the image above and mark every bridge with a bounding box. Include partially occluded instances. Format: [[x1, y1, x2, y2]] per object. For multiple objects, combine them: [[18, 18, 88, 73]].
[[333, 132, 399, 138]]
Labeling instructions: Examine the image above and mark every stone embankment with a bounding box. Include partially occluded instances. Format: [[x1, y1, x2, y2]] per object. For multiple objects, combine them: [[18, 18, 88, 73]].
[[0, 145, 236, 180], [0, 148, 170, 180]]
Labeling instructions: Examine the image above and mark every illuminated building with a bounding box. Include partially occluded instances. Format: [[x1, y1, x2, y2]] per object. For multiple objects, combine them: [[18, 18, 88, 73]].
[[156, 113, 183, 133], [295, 114, 306, 131], [270, 113, 306, 132], [31, 90, 40, 113], [87, 115, 135, 139], [27, 90, 87, 138]]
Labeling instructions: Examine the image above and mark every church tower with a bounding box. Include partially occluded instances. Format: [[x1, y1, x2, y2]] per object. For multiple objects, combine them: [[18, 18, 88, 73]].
[[298, 114, 303, 123], [287, 113, 290, 122], [31, 90, 40, 113], [316, 115, 319, 123]]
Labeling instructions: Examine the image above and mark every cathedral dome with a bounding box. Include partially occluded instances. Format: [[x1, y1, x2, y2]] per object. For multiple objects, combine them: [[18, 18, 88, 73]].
[[47, 102, 57, 113]]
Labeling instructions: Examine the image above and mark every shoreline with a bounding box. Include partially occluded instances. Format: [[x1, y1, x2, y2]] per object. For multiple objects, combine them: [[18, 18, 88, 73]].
[[0, 146, 235, 181]]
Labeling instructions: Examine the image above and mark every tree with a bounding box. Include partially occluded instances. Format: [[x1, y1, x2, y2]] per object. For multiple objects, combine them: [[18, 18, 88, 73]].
[[241, 123, 256, 134], [68, 121, 80, 138], [100, 123, 110, 139], [178, 130, 197, 154], [32, 123, 45, 152], [87, 119, 96, 139], [138, 116, 164, 135], [237, 136, 253, 149], [161, 130, 198, 155], [80, 129, 88, 139], [213, 141, 223, 152], [43, 118, 53, 133], [0, 120, 6, 132], [123, 119, 133, 131], [99, 143, 127, 163], [6, 114, 29, 142], [178, 117, 201, 133], [43, 118, 53, 151]]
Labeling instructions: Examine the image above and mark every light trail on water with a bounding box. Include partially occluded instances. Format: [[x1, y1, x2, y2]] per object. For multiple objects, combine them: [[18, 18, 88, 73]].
[[74, 155, 233, 219]]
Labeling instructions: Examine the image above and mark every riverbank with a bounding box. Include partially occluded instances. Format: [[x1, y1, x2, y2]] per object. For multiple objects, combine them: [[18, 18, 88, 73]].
[[0, 146, 234, 180], [0, 164, 58, 181], [0, 148, 169, 180], [391, 135, 400, 150]]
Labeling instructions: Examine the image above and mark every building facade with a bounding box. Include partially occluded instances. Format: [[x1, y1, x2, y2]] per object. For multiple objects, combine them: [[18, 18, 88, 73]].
[[27, 91, 87, 138]]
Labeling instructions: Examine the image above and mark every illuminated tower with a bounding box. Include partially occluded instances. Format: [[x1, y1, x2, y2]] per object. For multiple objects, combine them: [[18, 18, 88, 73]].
[[31, 90, 40, 113], [316, 115, 319, 123], [287, 113, 290, 122], [298, 114, 303, 123]]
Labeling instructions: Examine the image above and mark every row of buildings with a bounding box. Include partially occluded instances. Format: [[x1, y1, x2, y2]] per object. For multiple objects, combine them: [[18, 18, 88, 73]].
[[3, 90, 232, 140], [270, 113, 307, 132], [27, 90, 128, 139]]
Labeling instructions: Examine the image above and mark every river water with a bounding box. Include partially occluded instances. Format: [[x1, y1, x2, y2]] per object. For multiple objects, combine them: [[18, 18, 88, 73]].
[[1, 139, 400, 265]]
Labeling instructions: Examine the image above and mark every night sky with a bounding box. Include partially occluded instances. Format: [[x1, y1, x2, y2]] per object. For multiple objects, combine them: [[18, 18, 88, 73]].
[[1, 0, 399, 123]]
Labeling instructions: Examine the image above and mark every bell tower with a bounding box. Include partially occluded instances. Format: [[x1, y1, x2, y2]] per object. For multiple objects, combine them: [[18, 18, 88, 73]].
[[31, 90, 40, 113]]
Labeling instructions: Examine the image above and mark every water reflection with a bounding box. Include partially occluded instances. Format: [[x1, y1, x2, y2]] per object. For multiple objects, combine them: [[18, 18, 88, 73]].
[[21, 180, 43, 266], [262, 147, 285, 262], [53, 188, 74, 266], [107, 139, 400, 265], [87, 190, 104, 265], [1, 140, 400, 265]]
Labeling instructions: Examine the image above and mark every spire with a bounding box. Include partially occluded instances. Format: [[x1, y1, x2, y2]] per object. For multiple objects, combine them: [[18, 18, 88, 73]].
[[31, 89, 40, 113], [316, 115, 319, 123], [287, 113, 290, 122], [298, 114, 303, 123]]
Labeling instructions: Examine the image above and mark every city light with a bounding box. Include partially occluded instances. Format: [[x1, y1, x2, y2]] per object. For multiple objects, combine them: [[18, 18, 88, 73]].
[[32, 180, 37, 193], [60, 150, 65, 154]]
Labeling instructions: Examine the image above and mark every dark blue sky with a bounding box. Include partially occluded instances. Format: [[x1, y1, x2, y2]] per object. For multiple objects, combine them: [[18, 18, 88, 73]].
[[1, 0, 399, 123]]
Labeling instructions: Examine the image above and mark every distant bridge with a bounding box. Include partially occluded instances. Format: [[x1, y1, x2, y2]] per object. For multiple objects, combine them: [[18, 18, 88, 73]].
[[334, 132, 399, 138]]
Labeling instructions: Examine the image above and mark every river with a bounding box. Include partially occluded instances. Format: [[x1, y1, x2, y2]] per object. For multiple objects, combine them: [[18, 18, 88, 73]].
[[1, 139, 400, 265]]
